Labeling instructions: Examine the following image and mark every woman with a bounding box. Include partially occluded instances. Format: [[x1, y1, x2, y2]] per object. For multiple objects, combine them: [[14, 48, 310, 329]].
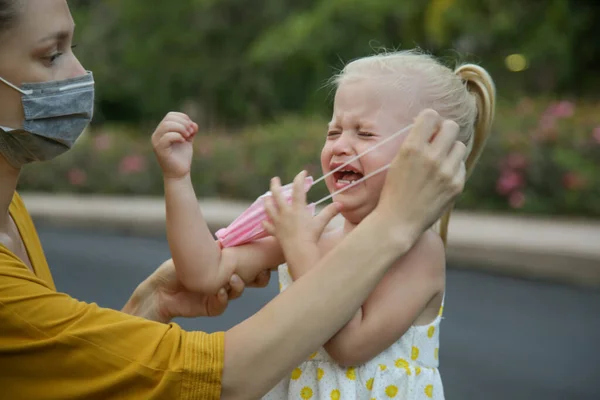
[[0, 1, 467, 399]]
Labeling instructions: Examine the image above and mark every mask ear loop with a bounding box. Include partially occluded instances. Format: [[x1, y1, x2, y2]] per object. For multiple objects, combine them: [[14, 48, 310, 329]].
[[0, 76, 31, 95], [309, 123, 414, 207]]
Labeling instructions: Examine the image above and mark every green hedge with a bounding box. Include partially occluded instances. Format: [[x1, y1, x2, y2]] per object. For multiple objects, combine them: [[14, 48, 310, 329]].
[[19, 97, 600, 217]]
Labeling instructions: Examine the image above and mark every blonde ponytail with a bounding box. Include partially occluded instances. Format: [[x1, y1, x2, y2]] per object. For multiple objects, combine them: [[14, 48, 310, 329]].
[[438, 64, 496, 246]]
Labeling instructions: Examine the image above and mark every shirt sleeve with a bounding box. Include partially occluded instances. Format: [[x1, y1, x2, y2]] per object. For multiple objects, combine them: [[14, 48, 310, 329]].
[[0, 252, 224, 400]]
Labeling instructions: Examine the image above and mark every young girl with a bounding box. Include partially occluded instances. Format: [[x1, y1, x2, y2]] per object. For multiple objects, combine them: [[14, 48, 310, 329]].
[[152, 49, 495, 399]]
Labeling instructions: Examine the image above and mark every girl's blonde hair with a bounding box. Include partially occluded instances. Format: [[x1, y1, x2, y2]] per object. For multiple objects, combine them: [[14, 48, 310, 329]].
[[332, 49, 496, 245]]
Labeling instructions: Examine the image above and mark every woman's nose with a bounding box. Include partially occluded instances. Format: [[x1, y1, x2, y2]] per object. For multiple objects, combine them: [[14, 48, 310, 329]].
[[69, 56, 87, 79]]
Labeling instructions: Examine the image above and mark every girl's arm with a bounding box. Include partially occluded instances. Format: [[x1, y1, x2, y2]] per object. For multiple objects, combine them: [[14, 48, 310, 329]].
[[164, 176, 285, 294], [322, 229, 446, 367], [153, 112, 284, 294]]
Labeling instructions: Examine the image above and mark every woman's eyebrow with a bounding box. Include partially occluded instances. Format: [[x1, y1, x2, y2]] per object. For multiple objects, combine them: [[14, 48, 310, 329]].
[[37, 24, 75, 44]]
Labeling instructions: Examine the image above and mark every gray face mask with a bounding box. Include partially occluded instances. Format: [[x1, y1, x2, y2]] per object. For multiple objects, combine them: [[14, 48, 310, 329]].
[[0, 71, 95, 168]]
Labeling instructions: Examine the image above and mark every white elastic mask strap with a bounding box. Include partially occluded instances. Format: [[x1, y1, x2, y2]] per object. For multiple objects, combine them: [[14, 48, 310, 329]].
[[311, 123, 414, 206], [0, 76, 29, 95]]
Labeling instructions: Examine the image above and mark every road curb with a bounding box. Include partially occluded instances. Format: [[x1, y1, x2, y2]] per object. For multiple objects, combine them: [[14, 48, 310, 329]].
[[21, 193, 600, 288]]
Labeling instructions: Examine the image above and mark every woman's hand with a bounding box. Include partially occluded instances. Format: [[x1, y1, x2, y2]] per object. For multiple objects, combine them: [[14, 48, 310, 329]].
[[122, 258, 271, 323], [377, 109, 467, 244]]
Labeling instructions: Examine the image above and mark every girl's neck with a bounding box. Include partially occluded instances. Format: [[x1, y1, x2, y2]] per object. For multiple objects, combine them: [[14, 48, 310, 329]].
[[0, 155, 20, 231]]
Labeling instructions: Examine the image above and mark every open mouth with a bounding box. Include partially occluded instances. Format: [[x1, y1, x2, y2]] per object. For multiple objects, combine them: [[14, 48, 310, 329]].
[[332, 166, 364, 187]]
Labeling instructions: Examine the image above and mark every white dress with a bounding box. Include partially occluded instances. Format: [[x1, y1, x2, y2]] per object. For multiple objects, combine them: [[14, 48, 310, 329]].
[[263, 264, 445, 400]]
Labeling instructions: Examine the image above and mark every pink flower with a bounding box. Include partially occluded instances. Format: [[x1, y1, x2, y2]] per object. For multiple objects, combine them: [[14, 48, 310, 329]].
[[496, 170, 524, 196], [562, 172, 587, 190], [119, 154, 147, 175], [545, 101, 575, 118], [503, 152, 528, 170], [592, 126, 600, 144], [93, 133, 112, 152], [67, 168, 87, 186], [533, 115, 558, 142], [508, 191, 525, 209]]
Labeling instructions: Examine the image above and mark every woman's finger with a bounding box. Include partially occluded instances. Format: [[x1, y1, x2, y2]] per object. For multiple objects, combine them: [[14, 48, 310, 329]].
[[228, 274, 245, 300], [404, 108, 443, 148], [206, 288, 228, 317], [431, 119, 460, 158], [248, 270, 271, 288], [446, 141, 467, 173]]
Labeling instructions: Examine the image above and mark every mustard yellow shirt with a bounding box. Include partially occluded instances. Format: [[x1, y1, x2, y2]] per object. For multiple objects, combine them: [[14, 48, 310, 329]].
[[0, 192, 225, 399]]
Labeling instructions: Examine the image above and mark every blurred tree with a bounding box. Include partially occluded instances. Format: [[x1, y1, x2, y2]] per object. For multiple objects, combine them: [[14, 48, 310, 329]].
[[69, 0, 599, 130]]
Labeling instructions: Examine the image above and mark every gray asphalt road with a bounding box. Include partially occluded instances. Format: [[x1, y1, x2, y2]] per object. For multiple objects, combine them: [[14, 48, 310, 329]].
[[37, 225, 600, 400]]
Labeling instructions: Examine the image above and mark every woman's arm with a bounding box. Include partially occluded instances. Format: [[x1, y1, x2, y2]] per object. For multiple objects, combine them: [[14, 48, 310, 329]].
[[322, 230, 446, 367], [222, 212, 410, 398], [0, 253, 225, 400]]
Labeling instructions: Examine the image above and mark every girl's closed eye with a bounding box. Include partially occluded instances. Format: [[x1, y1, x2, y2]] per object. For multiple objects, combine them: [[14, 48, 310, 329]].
[[358, 132, 376, 138], [327, 131, 341, 139]]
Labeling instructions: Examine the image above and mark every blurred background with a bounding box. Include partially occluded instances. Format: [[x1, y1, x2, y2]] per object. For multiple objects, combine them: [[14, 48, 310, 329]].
[[22, 1, 600, 399], [20, 0, 600, 216]]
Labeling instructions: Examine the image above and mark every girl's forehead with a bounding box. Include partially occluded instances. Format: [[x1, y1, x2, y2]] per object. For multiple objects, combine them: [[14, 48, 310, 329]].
[[332, 78, 421, 128]]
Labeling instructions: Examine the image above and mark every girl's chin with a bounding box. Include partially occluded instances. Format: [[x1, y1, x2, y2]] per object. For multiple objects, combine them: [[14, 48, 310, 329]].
[[335, 198, 375, 224]]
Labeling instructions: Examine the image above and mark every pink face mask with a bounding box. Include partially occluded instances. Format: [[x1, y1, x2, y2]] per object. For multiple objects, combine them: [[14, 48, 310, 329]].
[[215, 124, 413, 248]]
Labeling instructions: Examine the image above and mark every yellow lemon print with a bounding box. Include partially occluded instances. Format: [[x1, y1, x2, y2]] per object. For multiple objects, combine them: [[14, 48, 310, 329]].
[[291, 368, 302, 380], [279, 282, 282, 291], [438, 306, 444, 317], [385, 385, 398, 398], [434, 348, 439, 360], [301, 387, 313, 399], [330, 389, 341, 400], [394, 359, 409, 369], [309, 352, 318, 360], [424, 384, 434, 398], [428, 326, 435, 338], [379, 364, 387, 371], [366, 378, 374, 391], [416, 367, 422, 376], [346, 367, 356, 380], [317, 368, 325, 381], [411, 346, 420, 361]]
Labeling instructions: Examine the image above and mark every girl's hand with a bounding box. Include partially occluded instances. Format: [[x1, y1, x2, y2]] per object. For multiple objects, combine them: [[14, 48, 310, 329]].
[[151, 112, 198, 180], [263, 171, 340, 264]]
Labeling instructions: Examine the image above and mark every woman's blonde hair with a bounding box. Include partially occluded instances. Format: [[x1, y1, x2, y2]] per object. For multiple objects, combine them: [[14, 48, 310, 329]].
[[332, 49, 496, 245]]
